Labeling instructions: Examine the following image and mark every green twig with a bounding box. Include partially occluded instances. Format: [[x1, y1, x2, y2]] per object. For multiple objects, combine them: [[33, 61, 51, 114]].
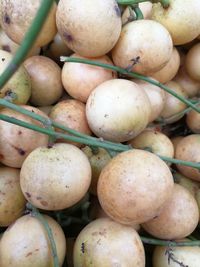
[[27, 203, 60, 267], [117, 0, 170, 8], [1, 112, 200, 170], [60, 57, 200, 114], [141, 236, 200, 247], [133, 6, 144, 20], [0, 0, 55, 90]]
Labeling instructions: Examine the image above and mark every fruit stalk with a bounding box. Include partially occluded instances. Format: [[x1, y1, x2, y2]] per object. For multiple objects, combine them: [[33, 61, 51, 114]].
[[141, 236, 200, 246], [27, 203, 60, 267], [133, 6, 144, 20], [61, 57, 200, 114], [117, 0, 170, 8], [0, 0, 55, 90]]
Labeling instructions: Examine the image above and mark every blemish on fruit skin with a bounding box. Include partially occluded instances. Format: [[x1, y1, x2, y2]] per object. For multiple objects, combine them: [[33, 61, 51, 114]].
[[12, 146, 26, 156], [40, 200, 48, 207], [63, 32, 73, 42], [114, 5, 121, 17], [2, 45, 11, 52], [25, 252, 33, 257], [25, 192, 31, 198], [4, 14, 11, 24]]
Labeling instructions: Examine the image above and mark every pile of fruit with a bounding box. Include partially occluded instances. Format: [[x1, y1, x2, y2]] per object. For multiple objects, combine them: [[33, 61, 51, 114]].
[[0, 0, 200, 266]]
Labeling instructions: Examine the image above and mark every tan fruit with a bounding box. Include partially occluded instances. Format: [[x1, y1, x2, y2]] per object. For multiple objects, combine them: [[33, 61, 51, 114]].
[[97, 149, 174, 225], [86, 79, 151, 142], [160, 81, 188, 123], [152, 0, 200, 45], [122, 2, 152, 25], [175, 134, 200, 181], [153, 242, 200, 267], [1, 0, 57, 47], [185, 43, 200, 82], [170, 136, 184, 151], [82, 146, 111, 195], [186, 105, 200, 133], [149, 47, 180, 83], [49, 100, 92, 147], [174, 65, 200, 97], [73, 218, 145, 267], [44, 32, 72, 62], [0, 214, 66, 267], [0, 30, 40, 57], [24, 55, 63, 106], [133, 78, 166, 122], [56, 0, 122, 57], [129, 129, 174, 159], [0, 167, 26, 226], [62, 53, 117, 103], [0, 50, 31, 104], [142, 184, 199, 240], [0, 106, 49, 168], [20, 143, 91, 210], [112, 20, 173, 75], [38, 105, 53, 116]]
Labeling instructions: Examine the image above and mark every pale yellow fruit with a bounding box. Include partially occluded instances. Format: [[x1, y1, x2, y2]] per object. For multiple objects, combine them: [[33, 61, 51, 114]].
[[152, 0, 200, 45], [112, 20, 173, 75], [133, 78, 166, 122], [160, 81, 188, 123], [86, 79, 151, 142], [153, 243, 200, 267], [0, 106, 49, 168], [56, 0, 122, 57], [0, 50, 31, 104], [142, 184, 199, 240], [1, 0, 57, 47], [62, 53, 117, 103], [73, 218, 145, 267], [186, 104, 200, 133], [185, 43, 200, 82], [175, 134, 200, 181], [149, 47, 180, 83], [24, 55, 63, 106], [98, 149, 174, 225], [20, 143, 92, 210], [129, 129, 174, 159], [0, 167, 26, 226], [0, 214, 66, 267]]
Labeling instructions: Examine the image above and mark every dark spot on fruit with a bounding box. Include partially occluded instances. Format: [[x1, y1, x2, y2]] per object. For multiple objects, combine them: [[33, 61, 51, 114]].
[[36, 196, 42, 200], [0, 190, 5, 195], [2, 45, 11, 52], [11, 145, 26, 156], [25, 252, 33, 257], [0, 154, 4, 160], [25, 192, 31, 198], [1, 58, 5, 62], [104, 114, 108, 118], [63, 32, 73, 42], [114, 5, 121, 17], [4, 14, 11, 24], [81, 242, 85, 253], [35, 248, 39, 252], [65, 185, 69, 188], [18, 130, 22, 135], [40, 200, 48, 207]]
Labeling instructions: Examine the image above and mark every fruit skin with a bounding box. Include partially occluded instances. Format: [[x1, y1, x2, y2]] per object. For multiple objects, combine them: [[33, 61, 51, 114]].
[[0, 50, 31, 105], [112, 19, 173, 75], [185, 43, 200, 82], [142, 184, 199, 240], [86, 79, 151, 142], [97, 149, 174, 225], [56, 0, 122, 57], [0, 214, 66, 267], [20, 143, 92, 210], [1, 0, 57, 47], [152, 0, 200, 45], [73, 217, 145, 267]]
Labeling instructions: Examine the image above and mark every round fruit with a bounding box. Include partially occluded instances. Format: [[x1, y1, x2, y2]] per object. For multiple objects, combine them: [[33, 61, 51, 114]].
[[185, 43, 200, 81], [73, 218, 145, 267], [56, 0, 122, 57], [97, 149, 174, 225], [86, 79, 151, 142], [20, 143, 92, 210]]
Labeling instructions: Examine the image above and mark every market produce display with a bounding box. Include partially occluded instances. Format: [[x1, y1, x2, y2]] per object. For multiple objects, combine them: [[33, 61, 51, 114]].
[[0, 0, 200, 267]]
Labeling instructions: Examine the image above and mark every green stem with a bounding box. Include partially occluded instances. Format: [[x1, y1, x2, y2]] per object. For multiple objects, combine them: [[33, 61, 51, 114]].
[[1, 112, 200, 170], [141, 236, 200, 247], [27, 203, 60, 267], [0, 99, 127, 151], [133, 6, 144, 20], [0, 113, 129, 152], [0, 0, 55, 90], [60, 57, 200, 114], [117, 0, 170, 8]]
